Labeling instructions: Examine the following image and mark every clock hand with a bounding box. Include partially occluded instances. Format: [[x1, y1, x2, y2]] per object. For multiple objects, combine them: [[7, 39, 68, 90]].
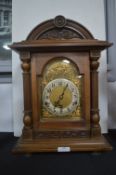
[[58, 83, 68, 100], [54, 84, 68, 107]]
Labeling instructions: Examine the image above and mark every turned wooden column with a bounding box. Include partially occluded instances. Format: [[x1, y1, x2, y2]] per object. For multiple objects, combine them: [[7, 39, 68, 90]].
[[90, 50, 101, 137], [20, 51, 32, 139]]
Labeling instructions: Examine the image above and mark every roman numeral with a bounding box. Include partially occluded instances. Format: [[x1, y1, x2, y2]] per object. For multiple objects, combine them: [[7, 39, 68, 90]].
[[52, 83, 55, 87], [45, 101, 50, 107], [47, 88, 51, 93], [73, 101, 77, 106]]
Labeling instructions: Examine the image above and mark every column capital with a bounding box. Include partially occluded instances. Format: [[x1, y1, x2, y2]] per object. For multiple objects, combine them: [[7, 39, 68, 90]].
[[90, 50, 101, 70], [20, 51, 30, 61], [90, 50, 101, 60]]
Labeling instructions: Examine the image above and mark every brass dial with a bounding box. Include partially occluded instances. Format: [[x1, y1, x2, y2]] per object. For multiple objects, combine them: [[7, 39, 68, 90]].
[[43, 78, 79, 116]]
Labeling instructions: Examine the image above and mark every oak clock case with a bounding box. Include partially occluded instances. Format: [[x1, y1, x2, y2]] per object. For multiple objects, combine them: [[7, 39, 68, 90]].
[[10, 15, 113, 153]]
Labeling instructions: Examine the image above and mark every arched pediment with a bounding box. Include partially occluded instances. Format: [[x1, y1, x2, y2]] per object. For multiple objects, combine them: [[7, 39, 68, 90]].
[[27, 15, 94, 40]]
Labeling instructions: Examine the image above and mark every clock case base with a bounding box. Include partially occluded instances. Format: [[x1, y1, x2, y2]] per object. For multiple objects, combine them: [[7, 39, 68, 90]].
[[12, 135, 112, 153]]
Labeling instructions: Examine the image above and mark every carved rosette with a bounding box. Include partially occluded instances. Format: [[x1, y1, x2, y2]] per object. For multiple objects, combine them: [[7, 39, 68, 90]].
[[90, 50, 101, 136], [54, 15, 66, 28], [20, 52, 32, 133]]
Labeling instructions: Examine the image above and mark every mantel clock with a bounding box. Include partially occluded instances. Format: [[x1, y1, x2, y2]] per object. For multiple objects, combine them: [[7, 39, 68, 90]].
[[10, 15, 113, 153]]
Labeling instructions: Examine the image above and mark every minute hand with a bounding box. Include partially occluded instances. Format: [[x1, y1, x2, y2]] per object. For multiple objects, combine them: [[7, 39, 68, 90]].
[[60, 83, 68, 99], [54, 84, 68, 107]]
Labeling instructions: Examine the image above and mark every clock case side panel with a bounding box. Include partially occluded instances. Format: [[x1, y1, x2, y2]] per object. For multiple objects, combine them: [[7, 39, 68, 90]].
[[31, 52, 91, 139]]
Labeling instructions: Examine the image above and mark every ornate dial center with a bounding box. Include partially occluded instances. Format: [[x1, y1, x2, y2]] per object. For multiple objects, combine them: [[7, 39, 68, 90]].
[[43, 78, 79, 116]]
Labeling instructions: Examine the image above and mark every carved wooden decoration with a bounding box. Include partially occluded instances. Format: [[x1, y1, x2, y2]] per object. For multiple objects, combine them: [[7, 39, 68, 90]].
[[10, 15, 113, 153]]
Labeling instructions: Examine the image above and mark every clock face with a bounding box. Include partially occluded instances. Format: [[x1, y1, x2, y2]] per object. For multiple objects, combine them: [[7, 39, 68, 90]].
[[43, 78, 79, 116]]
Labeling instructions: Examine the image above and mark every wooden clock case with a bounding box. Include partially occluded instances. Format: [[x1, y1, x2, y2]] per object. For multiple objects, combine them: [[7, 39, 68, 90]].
[[10, 15, 112, 153]]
